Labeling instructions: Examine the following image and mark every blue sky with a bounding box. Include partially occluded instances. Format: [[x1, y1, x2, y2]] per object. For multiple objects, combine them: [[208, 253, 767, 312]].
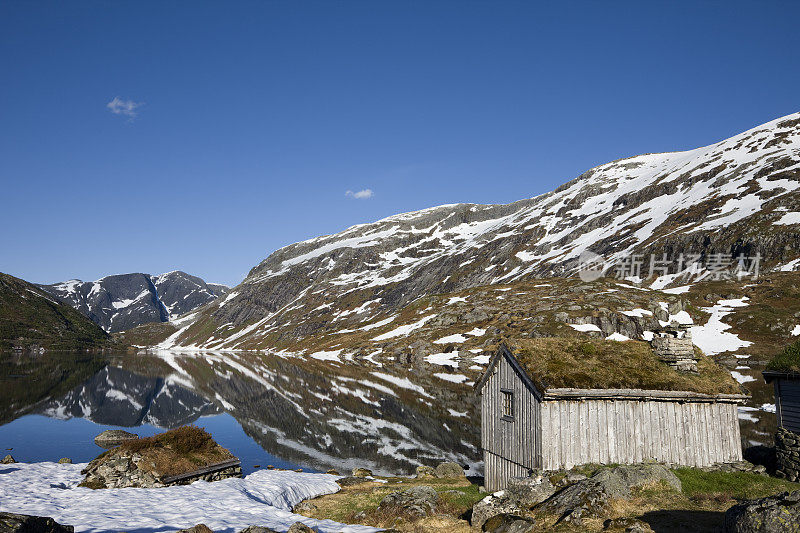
[[1, 1, 799, 287]]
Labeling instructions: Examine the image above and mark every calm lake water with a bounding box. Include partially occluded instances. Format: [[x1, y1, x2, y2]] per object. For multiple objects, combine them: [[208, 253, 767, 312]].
[[0, 350, 479, 476]]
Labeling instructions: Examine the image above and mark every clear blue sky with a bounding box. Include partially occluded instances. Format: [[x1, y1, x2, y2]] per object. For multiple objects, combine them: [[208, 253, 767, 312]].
[[2, 1, 798, 287]]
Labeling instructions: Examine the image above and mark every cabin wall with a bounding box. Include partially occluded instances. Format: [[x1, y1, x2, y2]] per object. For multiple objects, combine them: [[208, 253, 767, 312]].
[[539, 398, 742, 470], [480, 354, 540, 491], [775, 378, 800, 433]]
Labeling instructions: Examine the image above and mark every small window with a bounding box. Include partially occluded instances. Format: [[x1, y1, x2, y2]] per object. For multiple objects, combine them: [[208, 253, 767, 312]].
[[501, 389, 514, 420]]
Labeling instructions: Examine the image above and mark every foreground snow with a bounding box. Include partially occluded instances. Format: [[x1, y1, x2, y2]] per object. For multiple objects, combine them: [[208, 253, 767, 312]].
[[0, 462, 379, 533]]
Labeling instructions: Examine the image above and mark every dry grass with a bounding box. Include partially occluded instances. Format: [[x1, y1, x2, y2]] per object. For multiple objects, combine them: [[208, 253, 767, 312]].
[[510, 338, 741, 394], [117, 425, 234, 478]]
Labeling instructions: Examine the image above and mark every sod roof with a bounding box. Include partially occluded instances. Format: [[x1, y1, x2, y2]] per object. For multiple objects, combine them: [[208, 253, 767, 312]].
[[504, 338, 742, 396], [766, 339, 800, 374]]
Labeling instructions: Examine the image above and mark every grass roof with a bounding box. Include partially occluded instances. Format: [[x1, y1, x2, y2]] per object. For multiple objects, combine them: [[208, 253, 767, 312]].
[[766, 339, 800, 373], [508, 338, 742, 395]]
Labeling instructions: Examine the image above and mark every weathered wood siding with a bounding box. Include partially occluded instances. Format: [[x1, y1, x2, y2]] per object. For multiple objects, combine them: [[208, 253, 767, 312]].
[[539, 399, 742, 470], [775, 378, 800, 433], [480, 353, 541, 491]]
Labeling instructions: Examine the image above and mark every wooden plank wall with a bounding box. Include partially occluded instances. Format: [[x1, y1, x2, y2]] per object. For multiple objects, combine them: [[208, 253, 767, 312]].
[[539, 399, 742, 470], [777, 378, 800, 433], [481, 354, 540, 491]]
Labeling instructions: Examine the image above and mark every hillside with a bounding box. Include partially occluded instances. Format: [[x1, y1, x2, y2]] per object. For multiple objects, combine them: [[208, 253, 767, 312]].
[[125, 111, 800, 353], [39, 271, 229, 333], [0, 272, 109, 351]]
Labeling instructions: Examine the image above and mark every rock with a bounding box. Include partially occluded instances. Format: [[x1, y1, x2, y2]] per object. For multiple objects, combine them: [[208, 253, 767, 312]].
[[94, 430, 139, 448], [434, 461, 465, 478], [481, 513, 536, 533], [352, 467, 372, 477], [293, 500, 317, 514], [540, 464, 681, 520], [325, 469, 340, 475], [505, 474, 556, 506], [724, 490, 800, 532], [177, 525, 214, 533], [377, 485, 439, 518], [287, 524, 314, 533], [0, 512, 75, 533], [57, 458, 72, 464], [237, 527, 279, 533], [415, 465, 436, 478], [1, 455, 15, 464], [603, 517, 653, 532], [472, 491, 523, 529]]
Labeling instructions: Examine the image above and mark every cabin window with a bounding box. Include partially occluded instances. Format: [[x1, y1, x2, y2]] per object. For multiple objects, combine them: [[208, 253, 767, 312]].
[[501, 389, 514, 420]]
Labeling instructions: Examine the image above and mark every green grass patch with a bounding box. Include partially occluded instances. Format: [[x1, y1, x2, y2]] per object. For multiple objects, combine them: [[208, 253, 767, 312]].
[[674, 468, 800, 500], [767, 339, 800, 372]]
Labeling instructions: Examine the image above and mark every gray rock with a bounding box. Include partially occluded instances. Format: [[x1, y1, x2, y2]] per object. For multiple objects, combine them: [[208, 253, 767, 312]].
[[57, 458, 72, 464], [505, 474, 556, 507], [603, 517, 653, 532], [292, 500, 317, 514], [0, 512, 74, 533], [336, 476, 374, 487], [377, 485, 439, 518], [481, 513, 536, 533], [94, 430, 138, 447], [238, 527, 279, 533], [1, 455, 15, 464], [540, 464, 681, 519], [724, 490, 800, 532], [416, 465, 436, 478], [287, 524, 314, 533], [434, 461, 465, 478], [472, 491, 523, 529]]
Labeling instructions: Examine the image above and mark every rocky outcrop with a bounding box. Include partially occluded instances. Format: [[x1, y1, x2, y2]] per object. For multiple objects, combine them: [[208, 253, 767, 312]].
[[352, 467, 372, 477], [472, 474, 556, 528], [1, 455, 15, 464], [434, 461, 465, 478], [539, 464, 681, 522], [176, 525, 214, 533], [724, 490, 800, 532], [377, 485, 439, 518], [481, 513, 536, 533], [94, 430, 138, 448], [415, 465, 435, 478], [0, 512, 74, 533]]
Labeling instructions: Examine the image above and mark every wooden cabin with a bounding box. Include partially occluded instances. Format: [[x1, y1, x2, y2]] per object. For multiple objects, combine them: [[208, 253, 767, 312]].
[[476, 341, 747, 491], [763, 371, 800, 433]]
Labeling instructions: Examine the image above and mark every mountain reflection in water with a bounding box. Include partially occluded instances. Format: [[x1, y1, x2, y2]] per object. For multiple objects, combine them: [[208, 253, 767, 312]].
[[0, 351, 479, 475]]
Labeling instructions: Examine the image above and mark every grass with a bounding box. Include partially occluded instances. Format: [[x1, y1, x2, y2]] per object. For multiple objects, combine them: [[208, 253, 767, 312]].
[[674, 468, 800, 500], [510, 337, 741, 394], [766, 338, 800, 372]]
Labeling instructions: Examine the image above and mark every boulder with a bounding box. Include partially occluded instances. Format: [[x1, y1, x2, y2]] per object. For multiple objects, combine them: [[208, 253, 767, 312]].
[[238, 527, 279, 533], [1, 455, 15, 464], [94, 430, 138, 448], [287, 524, 314, 533], [435, 461, 465, 478], [0, 512, 74, 533], [177, 525, 214, 533], [724, 490, 800, 532], [57, 458, 72, 464], [505, 474, 556, 506], [481, 513, 536, 533], [415, 465, 436, 478], [352, 467, 372, 477], [377, 485, 439, 518], [472, 491, 524, 529], [539, 464, 681, 520], [336, 476, 375, 487]]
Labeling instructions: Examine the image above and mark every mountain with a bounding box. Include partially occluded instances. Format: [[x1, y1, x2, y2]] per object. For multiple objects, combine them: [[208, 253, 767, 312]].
[[135, 112, 800, 352], [0, 273, 109, 352], [39, 271, 229, 333]]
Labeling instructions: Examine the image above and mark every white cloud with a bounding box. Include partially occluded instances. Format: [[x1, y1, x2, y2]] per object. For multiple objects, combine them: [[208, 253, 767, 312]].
[[106, 97, 143, 118], [345, 189, 374, 199]]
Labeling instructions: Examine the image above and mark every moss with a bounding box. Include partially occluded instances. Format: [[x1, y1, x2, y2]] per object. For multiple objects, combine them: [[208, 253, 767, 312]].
[[674, 468, 800, 500], [510, 338, 741, 394], [766, 339, 800, 372]]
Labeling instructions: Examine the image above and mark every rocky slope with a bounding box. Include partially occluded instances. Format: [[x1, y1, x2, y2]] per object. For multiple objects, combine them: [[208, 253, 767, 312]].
[[138, 111, 799, 351], [40, 271, 229, 333], [0, 272, 109, 351]]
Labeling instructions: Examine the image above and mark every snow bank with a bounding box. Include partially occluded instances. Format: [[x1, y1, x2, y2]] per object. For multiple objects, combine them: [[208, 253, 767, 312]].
[[0, 462, 378, 533], [690, 297, 752, 356]]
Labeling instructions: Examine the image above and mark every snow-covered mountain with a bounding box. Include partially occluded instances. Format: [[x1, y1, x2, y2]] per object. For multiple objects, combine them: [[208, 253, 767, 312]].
[[141, 112, 800, 351], [40, 271, 229, 333]]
